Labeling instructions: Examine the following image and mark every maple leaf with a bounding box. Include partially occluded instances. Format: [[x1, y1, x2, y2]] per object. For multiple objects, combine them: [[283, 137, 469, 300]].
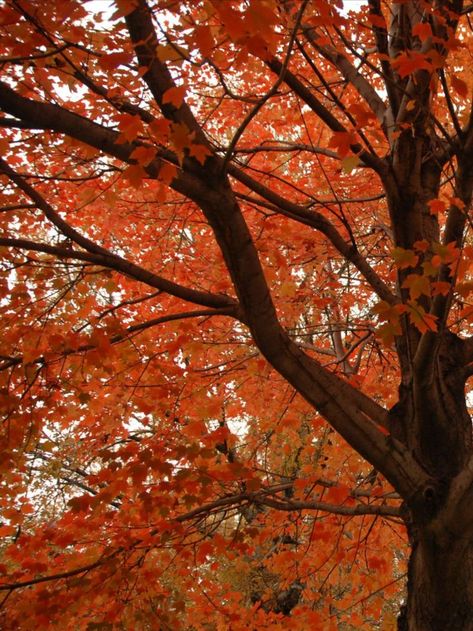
[[402, 273, 431, 300], [392, 50, 434, 77], [325, 484, 351, 504], [188, 142, 211, 165], [3, 3, 473, 629], [148, 118, 171, 141], [122, 164, 147, 187], [406, 301, 438, 333], [100, 51, 133, 71], [392, 247, 419, 269], [341, 155, 360, 174], [159, 161, 178, 184], [431, 241, 460, 267], [328, 131, 356, 157], [170, 121, 192, 159], [428, 199, 447, 215], [193, 25, 215, 58], [451, 75, 468, 98], [162, 85, 187, 108], [116, 113, 144, 143], [412, 22, 433, 42], [129, 145, 156, 166], [431, 281, 451, 296]]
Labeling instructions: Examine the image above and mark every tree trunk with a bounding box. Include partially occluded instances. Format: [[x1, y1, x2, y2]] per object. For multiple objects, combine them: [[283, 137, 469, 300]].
[[394, 332, 473, 629], [400, 534, 473, 630]]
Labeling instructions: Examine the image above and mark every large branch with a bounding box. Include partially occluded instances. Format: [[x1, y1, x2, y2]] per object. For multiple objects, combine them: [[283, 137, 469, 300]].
[[229, 165, 397, 305], [125, 0, 211, 151], [0, 238, 237, 311], [299, 23, 393, 136], [186, 170, 430, 499], [0, 308, 234, 372], [0, 80, 209, 204], [0, 80, 255, 236], [0, 49, 426, 501], [265, 57, 388, 174]]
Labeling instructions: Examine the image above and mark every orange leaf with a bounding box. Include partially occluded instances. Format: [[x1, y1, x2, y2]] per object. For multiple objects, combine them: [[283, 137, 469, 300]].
[[329, 131, 356, 157], [194, 25, 215, 58], [392, 247, 418, 269], [431, 281, 451, 296], [148, 118, 171, 141], [123, 164, 146, 187], [188, 143, 211, 165], [413, 240, 429, 252], [412, 22, 432, 42], [392, 51, 433, 77], [406, 301, 438, 334], [129, 145, 156, 166], [116, 113, 144, 143], [100, 51, 133, 71], [325, 484, 350, 503], [402, 274, 431, 300], [428, 199, 446, 215], [162, 85, 187, 108], [159, 162, 178, 184]]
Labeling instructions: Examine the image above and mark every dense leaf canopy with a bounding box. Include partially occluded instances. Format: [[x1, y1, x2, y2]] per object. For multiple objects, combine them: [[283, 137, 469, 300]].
[[1, 0, 473, 629]]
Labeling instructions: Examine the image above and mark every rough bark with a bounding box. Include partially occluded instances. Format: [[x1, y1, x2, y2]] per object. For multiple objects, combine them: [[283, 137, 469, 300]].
[[393, 334, 473, 630], [400, 534, 473, 630]]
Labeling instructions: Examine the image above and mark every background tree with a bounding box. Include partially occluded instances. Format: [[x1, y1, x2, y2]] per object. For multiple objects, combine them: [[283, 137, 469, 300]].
[[0, 0, 473, 628]]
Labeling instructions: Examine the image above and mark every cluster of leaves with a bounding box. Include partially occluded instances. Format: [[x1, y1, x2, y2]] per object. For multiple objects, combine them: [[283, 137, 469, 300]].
[[1, 0, 473, 628]]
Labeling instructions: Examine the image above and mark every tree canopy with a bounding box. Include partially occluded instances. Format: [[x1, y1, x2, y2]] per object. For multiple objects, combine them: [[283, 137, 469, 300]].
[[1, 0, 473, 629]]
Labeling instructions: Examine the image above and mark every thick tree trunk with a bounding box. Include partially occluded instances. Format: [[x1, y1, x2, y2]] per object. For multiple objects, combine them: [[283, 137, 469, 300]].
[[394, 334, 473, 629], [400, 534, 473, 630]]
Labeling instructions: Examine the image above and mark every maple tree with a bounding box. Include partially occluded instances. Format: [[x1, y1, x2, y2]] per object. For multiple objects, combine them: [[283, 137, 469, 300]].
[[2, 0, 473, 628]]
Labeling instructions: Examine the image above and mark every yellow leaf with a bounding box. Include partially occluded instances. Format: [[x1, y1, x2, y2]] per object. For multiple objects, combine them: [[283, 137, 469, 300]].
[[392, 247, 419, 269], [341, 155, 360, 174]]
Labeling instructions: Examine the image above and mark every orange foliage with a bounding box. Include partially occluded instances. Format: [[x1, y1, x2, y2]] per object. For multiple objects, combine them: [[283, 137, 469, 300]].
[[0, 0, 472, 629]]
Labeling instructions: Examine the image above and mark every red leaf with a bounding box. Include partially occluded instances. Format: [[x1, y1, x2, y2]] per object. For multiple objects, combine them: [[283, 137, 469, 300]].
[[188, 143, 211, 165], [428, 199, 446, 215], [116, 113, 144, 142], [392, 51, 433, 77], [100, 52, 133, 71], [129, 145, 156, 166], [412, 22, 433, 42], [451, 75, 468, 98], [162, 86, 187, 108]]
